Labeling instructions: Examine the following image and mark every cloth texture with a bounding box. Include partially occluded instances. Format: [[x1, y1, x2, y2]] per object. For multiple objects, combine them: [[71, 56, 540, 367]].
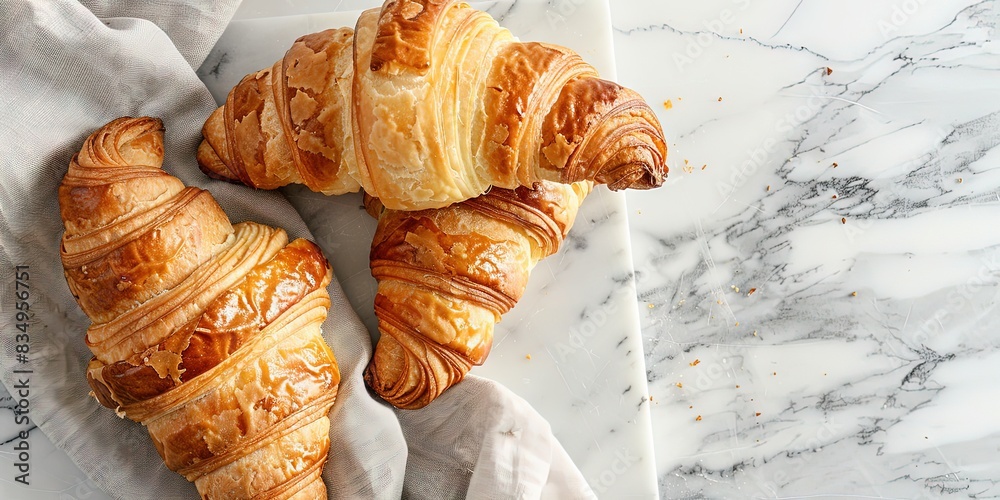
[[0, 0, 594, 498]]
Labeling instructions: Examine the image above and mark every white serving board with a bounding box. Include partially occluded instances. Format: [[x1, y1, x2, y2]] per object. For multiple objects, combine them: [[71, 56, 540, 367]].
[[199, 1, 658, 497]]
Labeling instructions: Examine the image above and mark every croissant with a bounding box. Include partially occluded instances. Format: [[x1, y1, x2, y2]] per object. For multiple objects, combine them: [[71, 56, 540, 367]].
[[197, 0, 666, 210], [59, 117, 341, 499], [362, 180, 591, 409]]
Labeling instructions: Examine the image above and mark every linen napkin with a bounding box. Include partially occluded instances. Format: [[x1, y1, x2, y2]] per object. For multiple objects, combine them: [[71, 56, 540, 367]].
[[0, 0, 595, 498]]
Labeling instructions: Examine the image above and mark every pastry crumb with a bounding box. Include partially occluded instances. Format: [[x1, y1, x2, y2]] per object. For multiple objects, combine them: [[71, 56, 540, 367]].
[[663, 99, 673, 110], [525, 354, 531, 360], [695, 415, 703, 421], [747, 287, 757, 296], [690, 359, 701, 367]]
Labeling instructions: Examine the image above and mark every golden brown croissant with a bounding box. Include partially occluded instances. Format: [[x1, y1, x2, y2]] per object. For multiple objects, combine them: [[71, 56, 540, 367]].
[[362, 180, 591, 409], [59, 117, 341, 499], [197, 0, 666, 210]]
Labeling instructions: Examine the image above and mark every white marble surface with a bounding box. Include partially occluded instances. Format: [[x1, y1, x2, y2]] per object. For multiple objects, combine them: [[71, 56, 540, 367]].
[[616, 0, 1000, 498], [4, 0, 999, 499]]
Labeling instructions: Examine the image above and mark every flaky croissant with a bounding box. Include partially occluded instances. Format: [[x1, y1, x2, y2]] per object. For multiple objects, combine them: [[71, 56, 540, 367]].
[[197, 0, 666, 211], [59, 117, 341, 499], [362, 180, 591, 409]]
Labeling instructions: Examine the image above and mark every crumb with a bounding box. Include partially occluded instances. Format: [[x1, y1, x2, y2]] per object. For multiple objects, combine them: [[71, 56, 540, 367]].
[[735, 321, 740, 327], [683, 165, 694, 174], [676, 382, 683, 388], [735, 384, 741, 388], [525, 354, 531, 360], [717, 96, 723, 102], [663, 99, 673, 110], [752, 330, 758, 336], [731, 285, 740, 293], [826, 67, 833, 75], [740, 28, 743, 34], [831, 194, 838, 199], [677, 97, 683, 101], [696, 415, 703, 421], [648, 303, 655, 309], [841, 217, 847, 224], [637, 209, 642, 215], [851, 291, 858, 297], [755, 412, 762, 417], [701, 164, 707, 170], [766, 185, 771, 192], [957, 177, 964, 184], [772, 372, 777, 376], [689, 405, 694, 409], [690, 359, 701, 367], [747, 287, 757, 296], [650, 395, 654, 401]]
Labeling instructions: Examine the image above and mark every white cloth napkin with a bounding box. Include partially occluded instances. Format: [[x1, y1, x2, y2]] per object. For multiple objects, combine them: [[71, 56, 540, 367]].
[[0, 1, 595, 498]]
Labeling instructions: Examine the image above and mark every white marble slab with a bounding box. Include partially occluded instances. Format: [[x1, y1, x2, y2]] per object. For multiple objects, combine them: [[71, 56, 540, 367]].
[[196, 2, 657, 497], [614, 0, 1000, 497]]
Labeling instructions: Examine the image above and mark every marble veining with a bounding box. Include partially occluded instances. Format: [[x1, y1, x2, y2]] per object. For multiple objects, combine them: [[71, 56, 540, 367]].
[[617, 0, 1000, 497]]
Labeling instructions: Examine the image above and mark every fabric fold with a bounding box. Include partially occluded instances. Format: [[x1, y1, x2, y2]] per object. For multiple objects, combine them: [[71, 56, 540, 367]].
[[0, 0, 594, 498]]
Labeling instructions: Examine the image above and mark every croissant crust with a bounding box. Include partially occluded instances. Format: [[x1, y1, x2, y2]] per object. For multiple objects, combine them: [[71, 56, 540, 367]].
[[364, 180, 592, 408], [60, 117, 341, 499], [198, 0, 666, 210]]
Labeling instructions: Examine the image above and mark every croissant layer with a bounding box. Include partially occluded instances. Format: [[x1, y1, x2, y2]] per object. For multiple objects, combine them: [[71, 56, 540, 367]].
[[364, 180, 591, 408], [60, 117, 340, 499], [198, 0, 666, 210]]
